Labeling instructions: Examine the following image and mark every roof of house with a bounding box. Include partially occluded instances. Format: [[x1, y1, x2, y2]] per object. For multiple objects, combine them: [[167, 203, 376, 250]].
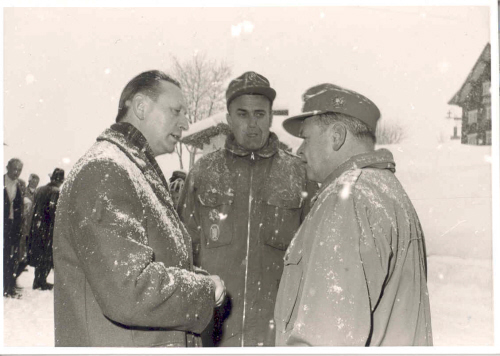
[[448, 43, 491, 106], [181, 112, 229, 149]]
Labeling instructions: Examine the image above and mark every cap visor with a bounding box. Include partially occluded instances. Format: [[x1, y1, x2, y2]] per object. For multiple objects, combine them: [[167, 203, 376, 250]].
[[282, 111, 327, 137]]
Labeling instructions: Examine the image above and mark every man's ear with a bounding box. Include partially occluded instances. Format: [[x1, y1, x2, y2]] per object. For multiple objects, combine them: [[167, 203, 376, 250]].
[[331, 122, 347, 151], [131, 94, 147, 120]]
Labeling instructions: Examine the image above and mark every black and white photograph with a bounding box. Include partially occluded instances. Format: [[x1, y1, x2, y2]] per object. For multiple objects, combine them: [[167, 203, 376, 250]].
[[1, 0, 498, 351]]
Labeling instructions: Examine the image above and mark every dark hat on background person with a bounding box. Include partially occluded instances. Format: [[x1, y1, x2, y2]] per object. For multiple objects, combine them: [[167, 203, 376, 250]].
[[50, 168, 65, 183], [226, 71, 276, 108], [283, 83, 380, 137], [169, 170, 186, 184]]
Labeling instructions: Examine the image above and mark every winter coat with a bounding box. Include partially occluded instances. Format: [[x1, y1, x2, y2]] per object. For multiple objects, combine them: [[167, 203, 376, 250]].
[[4, 175, 24, 238], [53, 123, 216, 347], [177, 132, 317, 347], [274, 149, 433, 346], [27, 182, 60, 268], [21, 187, 36, 238]]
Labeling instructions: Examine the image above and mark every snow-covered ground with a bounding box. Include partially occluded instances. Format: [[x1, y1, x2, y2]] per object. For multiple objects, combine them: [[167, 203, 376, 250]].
[[3, 267, 54, 347], [2, 140, 494, 347]]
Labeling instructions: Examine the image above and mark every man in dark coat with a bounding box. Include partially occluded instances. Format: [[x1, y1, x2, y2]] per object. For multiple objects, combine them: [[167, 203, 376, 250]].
[[3, 158, 24, 298], [28, 168, 64, 290], [275, 84, 432, 346], [17, 173, 40, 277], [177, 71, 316, 347], [53, 70, 225, 347]]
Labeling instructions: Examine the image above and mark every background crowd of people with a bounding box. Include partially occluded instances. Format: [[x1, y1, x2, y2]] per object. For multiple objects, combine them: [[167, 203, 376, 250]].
[[3, 159, 64, 298]]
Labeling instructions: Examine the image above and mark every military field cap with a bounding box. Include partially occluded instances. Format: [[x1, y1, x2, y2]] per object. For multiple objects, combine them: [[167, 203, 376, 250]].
[[169, 170, 186, 184], [226, 71, 276, 108], [283, 83, 380, 137], [50, 168, 65, 183]]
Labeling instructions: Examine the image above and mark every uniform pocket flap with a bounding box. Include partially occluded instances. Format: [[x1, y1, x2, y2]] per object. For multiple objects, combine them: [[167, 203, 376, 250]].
[[267, 195, 303, 209], [198, 191, 234, 207]]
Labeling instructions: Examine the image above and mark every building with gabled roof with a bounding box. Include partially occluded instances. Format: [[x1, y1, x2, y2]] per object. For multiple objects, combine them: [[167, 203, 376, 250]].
[[448, 43, 491, 145]]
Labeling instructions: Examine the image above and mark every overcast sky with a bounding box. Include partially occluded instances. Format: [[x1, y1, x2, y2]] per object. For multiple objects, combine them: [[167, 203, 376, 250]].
[[3, 4, 492, 183]]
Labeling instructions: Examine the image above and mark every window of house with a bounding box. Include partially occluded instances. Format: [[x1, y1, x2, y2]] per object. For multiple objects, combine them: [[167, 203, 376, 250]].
[[467, 133, 478, 145], [468, 109, 478, 124], [485, 105, 491, 120], [482, 81, 490, 96]]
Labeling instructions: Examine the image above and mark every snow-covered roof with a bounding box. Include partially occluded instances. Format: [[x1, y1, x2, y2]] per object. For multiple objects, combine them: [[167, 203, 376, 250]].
[[448, 43, 491, 106], [183, 111, 227, 139]]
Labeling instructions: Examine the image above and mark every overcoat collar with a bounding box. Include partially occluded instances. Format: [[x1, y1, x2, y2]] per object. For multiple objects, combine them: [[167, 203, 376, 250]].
[[313, 148, 396, 204], [96, 123, 174, 211]]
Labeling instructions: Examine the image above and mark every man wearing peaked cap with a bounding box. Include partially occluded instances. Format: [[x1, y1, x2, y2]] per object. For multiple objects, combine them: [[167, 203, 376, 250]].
[[282, 83, 381, 138], [178, 71, 317, 347], [275, 84, 432, 346], [28, 168, 65, 292]]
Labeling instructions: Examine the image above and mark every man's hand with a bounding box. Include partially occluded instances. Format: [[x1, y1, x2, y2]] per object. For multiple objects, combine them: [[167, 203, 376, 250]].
[[208, 275, 226, 307]]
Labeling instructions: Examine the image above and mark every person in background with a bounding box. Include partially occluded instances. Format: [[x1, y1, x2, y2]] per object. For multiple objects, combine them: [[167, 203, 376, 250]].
[[178, 71, 317, 347], [53, 70, 225, 347], [274, 83, 432, 346], [28, 168, 64, 291], [3, 158, 24, 298], [17, 173, 40, 278], [169, 170, 187, 208]]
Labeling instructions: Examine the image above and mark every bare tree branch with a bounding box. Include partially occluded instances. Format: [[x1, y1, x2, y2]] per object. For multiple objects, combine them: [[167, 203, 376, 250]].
[[170, 53, 232, 169]]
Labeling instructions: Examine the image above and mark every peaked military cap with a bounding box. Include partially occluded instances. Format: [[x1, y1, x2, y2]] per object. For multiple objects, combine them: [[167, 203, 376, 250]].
[[283, 83, 380, 137], [226, 71, 276, 108], [50, 168, 65, 183]]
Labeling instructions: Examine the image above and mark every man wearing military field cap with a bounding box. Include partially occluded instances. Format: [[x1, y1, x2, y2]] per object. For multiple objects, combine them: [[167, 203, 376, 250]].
[[178, 71, 317, 347], [275, 83, 432, 346]]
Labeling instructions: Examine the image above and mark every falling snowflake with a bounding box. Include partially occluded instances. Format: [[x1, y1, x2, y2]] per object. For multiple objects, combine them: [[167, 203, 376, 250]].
[[231, 20, 254, 37], [340, 183, 352, 200], [26, 74, 35, 85]]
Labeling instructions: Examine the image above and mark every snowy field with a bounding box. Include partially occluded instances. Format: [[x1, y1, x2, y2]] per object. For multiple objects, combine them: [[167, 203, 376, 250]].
[[2, 140, 494, 347]]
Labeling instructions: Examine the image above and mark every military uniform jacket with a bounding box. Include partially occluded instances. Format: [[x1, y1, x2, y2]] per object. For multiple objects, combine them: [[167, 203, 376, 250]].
[[274, 149, 433, 346], [178, 132, 316, 347], [53, 123, 215, 347]]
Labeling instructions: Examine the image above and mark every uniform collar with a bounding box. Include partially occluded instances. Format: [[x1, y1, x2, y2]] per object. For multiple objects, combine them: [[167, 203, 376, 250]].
[[225, 131, 279, 158], [313, 148, 396, 202]]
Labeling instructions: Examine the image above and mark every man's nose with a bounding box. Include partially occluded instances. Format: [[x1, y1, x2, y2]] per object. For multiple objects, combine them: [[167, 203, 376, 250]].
[[248, 116, 258, 128], [179, 113, 189, 131], [297, 142, 305, 157]]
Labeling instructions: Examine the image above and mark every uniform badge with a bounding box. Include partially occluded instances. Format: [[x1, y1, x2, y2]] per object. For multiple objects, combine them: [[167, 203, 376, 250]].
[[331, 95, 345, 107], [209, 209, 219, 222], [210, 224, 220, 241]]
